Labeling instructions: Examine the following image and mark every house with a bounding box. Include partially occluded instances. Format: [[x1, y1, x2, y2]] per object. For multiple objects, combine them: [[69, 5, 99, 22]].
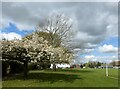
[[70, 64, 83, 68], [110, 60, 120, 69], [50, 64, 70, 69], [100, 64, 113, 68]]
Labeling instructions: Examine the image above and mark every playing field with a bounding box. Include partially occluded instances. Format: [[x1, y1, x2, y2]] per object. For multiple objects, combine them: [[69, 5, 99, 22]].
[[2, 68, 118, 87]]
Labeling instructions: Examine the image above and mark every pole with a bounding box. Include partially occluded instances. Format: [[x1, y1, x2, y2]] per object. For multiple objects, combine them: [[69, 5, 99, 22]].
[[106, 63, 108, 76]]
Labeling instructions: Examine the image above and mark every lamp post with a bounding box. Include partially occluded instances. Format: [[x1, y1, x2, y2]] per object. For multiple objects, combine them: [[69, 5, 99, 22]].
[[106, 63, 108, 76]]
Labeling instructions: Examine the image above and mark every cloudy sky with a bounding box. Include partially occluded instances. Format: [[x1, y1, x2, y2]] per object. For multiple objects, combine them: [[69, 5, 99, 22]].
[[0, 1, 118, 63]]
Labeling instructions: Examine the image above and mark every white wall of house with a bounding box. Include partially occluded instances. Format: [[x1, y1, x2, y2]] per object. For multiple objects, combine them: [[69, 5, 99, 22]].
[[50, 64, 70, 69]]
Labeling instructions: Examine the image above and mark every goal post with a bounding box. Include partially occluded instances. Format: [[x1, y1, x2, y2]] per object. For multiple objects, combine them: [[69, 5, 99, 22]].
[[106, 63, 108, 76]]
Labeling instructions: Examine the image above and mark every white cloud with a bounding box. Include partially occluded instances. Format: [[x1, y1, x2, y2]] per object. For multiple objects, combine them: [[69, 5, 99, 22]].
[[73, 48, 94, 55], [1, 0, 119, 2], [83, 55, 118, 63], [98, 44, 118, 53], [106, 15, 118, 37], [82, 49, 94, 54], [85, 55, 95, 59], [0, 19, 10, 29], [15, 22, 34, 31], [0, 32, 22, 40]]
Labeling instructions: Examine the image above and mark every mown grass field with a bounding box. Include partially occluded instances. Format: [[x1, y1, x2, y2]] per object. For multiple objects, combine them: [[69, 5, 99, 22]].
[[2, 68, 118, 87]]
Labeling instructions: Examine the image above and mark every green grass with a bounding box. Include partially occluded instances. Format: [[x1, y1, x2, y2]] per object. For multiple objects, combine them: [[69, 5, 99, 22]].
[[2, 68, 118, 87]]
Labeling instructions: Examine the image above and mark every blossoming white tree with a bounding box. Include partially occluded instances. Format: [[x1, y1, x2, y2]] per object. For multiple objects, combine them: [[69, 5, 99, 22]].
[[2, 31, 73, 78], [1, 13, 74, 78], [23, 32, 73, 71], [49, 47, 73, 70]]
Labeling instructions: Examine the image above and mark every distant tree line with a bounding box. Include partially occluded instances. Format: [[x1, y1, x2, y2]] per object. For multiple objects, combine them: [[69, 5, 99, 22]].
[[83, 61, 103, 68]]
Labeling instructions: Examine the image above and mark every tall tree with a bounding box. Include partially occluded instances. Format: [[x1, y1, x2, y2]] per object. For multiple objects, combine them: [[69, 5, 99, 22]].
[[36, 13, 74, 69], [36, 13, 73, 47]]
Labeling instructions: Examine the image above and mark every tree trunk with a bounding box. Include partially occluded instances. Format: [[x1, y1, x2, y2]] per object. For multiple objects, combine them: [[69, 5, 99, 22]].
[[24, 61, 28, 79], [53, 63, 56, 71]]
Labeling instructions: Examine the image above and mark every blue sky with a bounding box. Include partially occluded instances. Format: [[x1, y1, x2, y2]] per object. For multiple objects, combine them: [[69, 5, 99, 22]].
[[0, 23, 33, 37], [1, 2, 118, 63]]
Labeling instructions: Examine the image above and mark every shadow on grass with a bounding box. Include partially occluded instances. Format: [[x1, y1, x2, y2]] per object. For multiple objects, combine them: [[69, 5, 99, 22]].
[[57, 69, 93, 73], [3, 72, 82, 83]]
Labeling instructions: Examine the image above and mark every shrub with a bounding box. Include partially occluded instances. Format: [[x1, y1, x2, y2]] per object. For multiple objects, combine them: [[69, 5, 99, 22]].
[[28, 62, 51, 70], [28, 63, 38, 70]]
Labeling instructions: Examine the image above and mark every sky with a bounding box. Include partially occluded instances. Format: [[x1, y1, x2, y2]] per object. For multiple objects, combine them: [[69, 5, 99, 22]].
[[0, 1, 119, 64]]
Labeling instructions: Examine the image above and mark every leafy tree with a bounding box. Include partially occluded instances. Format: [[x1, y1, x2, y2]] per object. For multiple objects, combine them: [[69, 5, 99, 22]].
[[85, 61, 102, 68]]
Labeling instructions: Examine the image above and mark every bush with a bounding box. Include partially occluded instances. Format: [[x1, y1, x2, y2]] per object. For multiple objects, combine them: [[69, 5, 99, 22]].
[[28, 62, 51, 70], [39, 62, 51, 69], [28, 63, 38, 70]]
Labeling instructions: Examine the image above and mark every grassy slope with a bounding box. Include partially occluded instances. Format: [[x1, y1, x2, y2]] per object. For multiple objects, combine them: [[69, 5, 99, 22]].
[[2, 68, 118, 87]]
